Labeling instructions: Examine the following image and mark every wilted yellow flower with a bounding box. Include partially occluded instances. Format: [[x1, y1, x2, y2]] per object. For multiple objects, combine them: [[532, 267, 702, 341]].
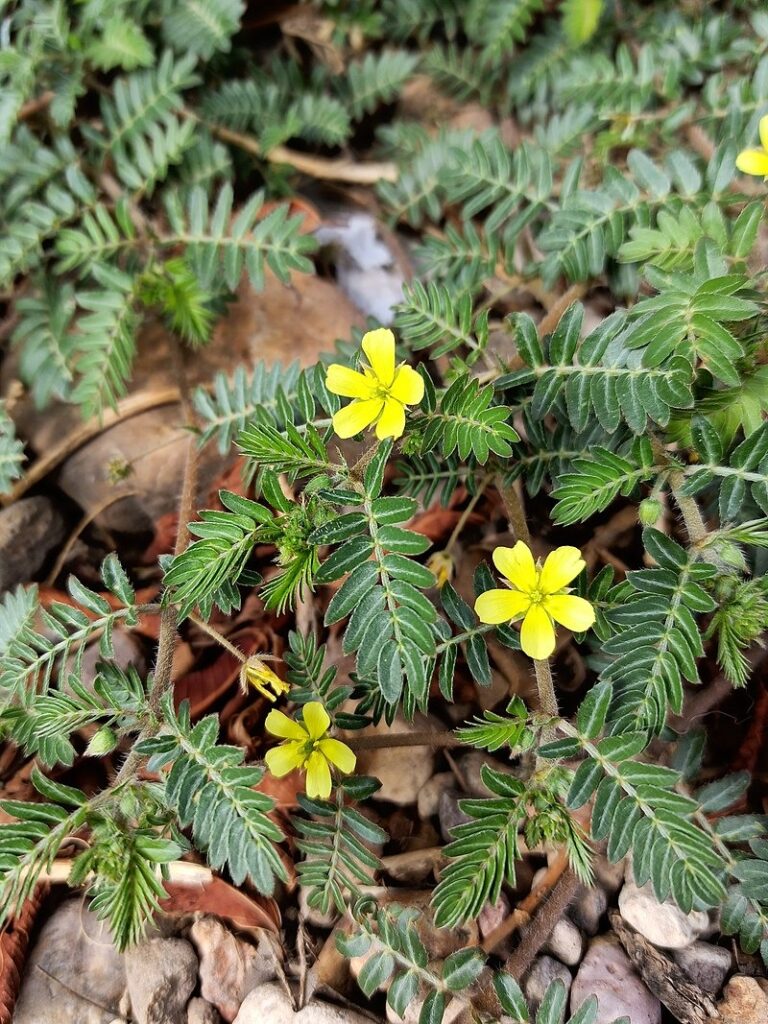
[[326, 328, 424, 440], [264, 701, 356, 799], [242, 657, 290, 701], [474, 542, 595, 660], [427, 550, 455, 588], [736, 115, 768, 178]]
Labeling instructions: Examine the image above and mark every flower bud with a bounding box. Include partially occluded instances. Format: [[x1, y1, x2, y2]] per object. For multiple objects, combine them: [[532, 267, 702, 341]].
[[638, 497, 663, 526], [86, 725, 118, 757]]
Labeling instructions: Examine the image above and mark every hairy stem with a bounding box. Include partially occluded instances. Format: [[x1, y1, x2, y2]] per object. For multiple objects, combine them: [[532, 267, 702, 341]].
[[344, 731, 464, 751], [495, 475, 530, 545], [534, 657, 559, 744]]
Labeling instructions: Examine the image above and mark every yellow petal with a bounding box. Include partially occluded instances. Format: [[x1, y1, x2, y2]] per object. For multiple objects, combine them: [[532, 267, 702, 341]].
[[362, 328, 396, 385], [332, 398, 383, 438], [520, 605, 556, 660], [735, 148, 768, 177], [265, 709, 307, 741], [475, 588, 531, 624], [539, 546, 585, 594], [305, 750, 332, 799], [302, 701, 331, 740], [318, 738, 356, 774], [265, 740, 305, 776], [759, 115, 768, 153], [544, 594, 595, 632], [375, 398, 406, 439], [493, 543, 537, 592], [389, 364, 424, 406], [326, 364, 375, 399]]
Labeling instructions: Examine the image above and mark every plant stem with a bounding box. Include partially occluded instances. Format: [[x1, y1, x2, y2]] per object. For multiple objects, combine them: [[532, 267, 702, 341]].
[[670, 477, 709, 544], [495, 475, 530, 545], [445, 475, 491, 554], [188, 613, 247, 662], [534, 657, 559, 747], [344, 731, 464, 752]]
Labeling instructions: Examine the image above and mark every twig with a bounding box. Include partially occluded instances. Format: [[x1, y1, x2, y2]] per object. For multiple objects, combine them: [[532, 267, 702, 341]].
[[182, 109, 398, 184], [445, 476, 492, 555], [1, 387, 181, 508]]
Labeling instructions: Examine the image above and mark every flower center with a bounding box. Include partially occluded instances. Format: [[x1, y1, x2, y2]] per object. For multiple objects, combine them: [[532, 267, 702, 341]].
[[528, 589, 545, 605]]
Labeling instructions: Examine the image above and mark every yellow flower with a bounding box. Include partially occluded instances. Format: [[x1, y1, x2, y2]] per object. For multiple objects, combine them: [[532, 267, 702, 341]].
[[264, 701, 356, 799], [474, 542, 595, 660], [326, 327, 424, 440], [427, 550, 454, 588], [736, 115, 768, 178], [242, 657, 290, 701]]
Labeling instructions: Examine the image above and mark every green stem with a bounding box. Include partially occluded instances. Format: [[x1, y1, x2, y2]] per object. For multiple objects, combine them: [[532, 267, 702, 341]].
[[534, 658, 559, 747]]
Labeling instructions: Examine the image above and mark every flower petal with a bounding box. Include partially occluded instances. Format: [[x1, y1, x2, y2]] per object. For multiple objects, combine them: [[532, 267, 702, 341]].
[[302, 701, 331, 740], [318, 738, 357, 774], [305, 750, 332, 799], [735, 148, 768, 177], [520, 605, 556, 660], [492, 542, 537, 592], [375, 398, 406, 439], [539, 546, 585, 594], [265, 709, 307, 741], [332, 398, 383, 438], [389, 364, 424, 405], [544, 594, 595, 632], [362, 328, 396, 385], [760, 115, 768, 153], [265, 740, 305, 776], [475, 588, 531, 624], [326, 364, 375, 399]]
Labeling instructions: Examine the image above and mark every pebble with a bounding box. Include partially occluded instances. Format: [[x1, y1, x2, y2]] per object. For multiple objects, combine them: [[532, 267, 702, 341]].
[[618, 880, 709, 949], [524, 956, 572, 1015], [188, 999, 224, 1024], [672, 941, 731, 994], [543, 917, 584, 966], [353, 715, 436, 806], [569, 886, 608, 936], [417, 772, 455, 820], [13, 900, 127, 1024], [190, 916, 274, 1022], [233, 982, 375, 1024], [0, 496, 64, 591], [570, 937, 661, 1024], [125, 937, 198, 1024], [438, 789, 472, 842], [716, 975, 768, 1024]]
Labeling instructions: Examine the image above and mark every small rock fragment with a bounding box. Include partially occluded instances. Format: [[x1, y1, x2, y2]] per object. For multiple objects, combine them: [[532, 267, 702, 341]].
[[524, 956, 572, 1015], [190, 916, 274, 1022], [672, 941, 731, 994], [618, 880, 708, 950], [543, 917, 584, 966], [0, 496, 65, 591], [438, 789, 472, 842], [125, 937, 198, 1024], [188, 998, 224, 1024], [716, 975, 768, 1024], [233, 982, 375, 1023], [570, 937, 661, 1024], [354, 715, 436, 806], [417, 772, 454, 819], [569, 886, 608, 936]]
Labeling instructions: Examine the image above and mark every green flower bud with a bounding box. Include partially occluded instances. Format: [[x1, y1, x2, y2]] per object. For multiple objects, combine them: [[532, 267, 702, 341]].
[[86, 725, 118, 757], [638, 497, 663, 526]]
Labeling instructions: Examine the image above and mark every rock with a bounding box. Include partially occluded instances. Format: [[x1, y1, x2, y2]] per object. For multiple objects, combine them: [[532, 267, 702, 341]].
[[417, 772, 455, 820], [456, 750, 522, 797], [13, 900, 127, 1024], [618, 880, 708, 949], [354, 715, 436, 806], [190, 916, 274, 1022], [73, 627, 146, 691], [478, 894, 510, 940], [233, 982, 374, 1024], [0, 496, 65, 591], [125, 937, 198, 1024], [569, 886, 607, 936], [524, 956, 572, 1015], [299, 886, 338, 929], [438, 789, 472, 842], [387, 995, 471, 1024], [188, 999, 224, 1024], [593, 854, 625, 895], [570, 937, 661, 1024], [716, 975, 768, 1024], [672, 941, 731, 994], [543, 917, 584, 967]]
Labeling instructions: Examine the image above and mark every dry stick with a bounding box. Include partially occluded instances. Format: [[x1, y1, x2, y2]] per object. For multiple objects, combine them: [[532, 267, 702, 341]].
[[182, 110, 398, 184], [1, 387, 181, 508], [481, 850, 571, 955], [45, 490, 139, 585]]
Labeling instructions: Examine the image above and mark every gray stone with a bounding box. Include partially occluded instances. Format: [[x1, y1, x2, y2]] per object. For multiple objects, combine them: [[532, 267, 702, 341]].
[[571, 937, 661, 1024], [125, 936, 198, 1024], [673, 942, 732, 994], [438, 789, 472, 842], [543, 917, 584, 966], [188, 998, 224, 1024], [417, 772, 454, 820], [569, 886, 607, 936], [0, 496, 64, 591], [13, 900, 127, 1024], [190, 916, 274, 1022], [524, 956, 571, 1015], [618, 880, 709, 949], [353, 715, 436, 806], [233, 982, 375, 1024]]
